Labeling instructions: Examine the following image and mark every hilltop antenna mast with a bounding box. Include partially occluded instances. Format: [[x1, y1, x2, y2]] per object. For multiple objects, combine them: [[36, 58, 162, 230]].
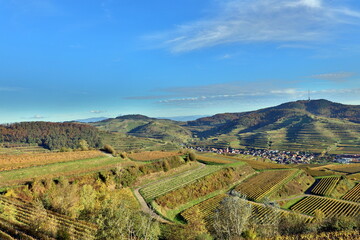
[[308, 90, 311, 101]]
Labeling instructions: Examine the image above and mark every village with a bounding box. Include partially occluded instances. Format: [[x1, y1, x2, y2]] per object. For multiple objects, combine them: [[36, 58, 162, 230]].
[[189, 146, 360, 165]]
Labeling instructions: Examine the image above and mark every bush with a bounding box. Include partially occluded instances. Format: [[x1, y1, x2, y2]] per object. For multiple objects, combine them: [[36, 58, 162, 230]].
[[59, 147, 72, 152], [189, 152, 196, 161], [102, 144, 116, 155], [78, 139, 89, 151], [321, 215, 357, 232]]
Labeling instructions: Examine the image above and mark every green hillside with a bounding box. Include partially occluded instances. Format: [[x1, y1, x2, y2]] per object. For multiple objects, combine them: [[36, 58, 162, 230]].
[[188, 100, 360, 153], [92, 114, 192, 145]]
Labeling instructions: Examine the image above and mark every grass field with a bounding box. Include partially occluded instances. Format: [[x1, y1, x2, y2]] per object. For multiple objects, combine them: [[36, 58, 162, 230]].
[[0, 156, 127, 187]]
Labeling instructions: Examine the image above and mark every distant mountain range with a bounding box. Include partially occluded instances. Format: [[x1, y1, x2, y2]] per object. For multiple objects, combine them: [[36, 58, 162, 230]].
[[89, 99, 360, 154], [73, 117, 108, 123]]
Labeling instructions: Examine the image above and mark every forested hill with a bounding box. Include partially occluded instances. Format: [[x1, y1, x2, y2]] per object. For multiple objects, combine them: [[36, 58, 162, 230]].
[[270, 99, 360, 123], [0, 122, 102, 150]]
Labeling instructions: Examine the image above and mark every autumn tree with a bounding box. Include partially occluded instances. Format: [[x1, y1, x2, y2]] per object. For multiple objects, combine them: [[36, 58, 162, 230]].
[[211, 196, 252, 239], [94, 200, 160, 240]]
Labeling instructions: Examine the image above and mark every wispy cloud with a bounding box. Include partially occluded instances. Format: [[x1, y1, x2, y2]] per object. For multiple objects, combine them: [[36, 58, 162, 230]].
[[218, 54, 233, 60], [90, 110, 106, 114], [29, 115, 46, 119], [147, 0, 360, 53], [309, 72, 356, 82], [124, 95, 174, 100], [158, 88, 360, 104]]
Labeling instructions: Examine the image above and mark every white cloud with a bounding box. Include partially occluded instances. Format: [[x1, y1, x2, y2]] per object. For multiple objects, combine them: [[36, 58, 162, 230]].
[[149, 0, 360, 53], [287, 0, 322, 8]]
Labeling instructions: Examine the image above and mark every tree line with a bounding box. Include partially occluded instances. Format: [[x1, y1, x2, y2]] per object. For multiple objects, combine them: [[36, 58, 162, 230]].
[[0, 122, 102, 150]]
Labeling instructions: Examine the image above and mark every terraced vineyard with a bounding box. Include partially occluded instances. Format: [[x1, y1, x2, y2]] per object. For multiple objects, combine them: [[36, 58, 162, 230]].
[[0, 144, 48, 155], [0, 230, 13, 240], [324, 123, 360, 154], [341, 184, 360, 203], [196, 154, 235, 164], [234, 169, 297, 201], [181, 194, 311, 226], [0, 197, 97, 239], [154, 163, 254, 210], [291, 196, 360, 218], [233, 158, 291, 170], [0, 218, 36, 240], [276, 230, 360, 240], [304, 168, 338, 177], [326, 163, 360, 174], [217, 155, 291, 170], [128, 151, 181, 161], [311, 177, 340, 196], [140, 165, 223, 201]]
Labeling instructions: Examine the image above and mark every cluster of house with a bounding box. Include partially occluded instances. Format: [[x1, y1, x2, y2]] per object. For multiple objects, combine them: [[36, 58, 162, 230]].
[[335, 154, 360, 164], [189, 146, 318, 164]]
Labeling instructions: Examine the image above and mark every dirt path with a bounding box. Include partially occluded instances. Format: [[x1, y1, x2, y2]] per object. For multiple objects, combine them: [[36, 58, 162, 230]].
[[133, 162, 206, 223], [133, 187, 171, 224]]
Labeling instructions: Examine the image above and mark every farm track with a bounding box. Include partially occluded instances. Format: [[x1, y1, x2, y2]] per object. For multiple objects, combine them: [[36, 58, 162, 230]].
[[133, 188, 171, 224]]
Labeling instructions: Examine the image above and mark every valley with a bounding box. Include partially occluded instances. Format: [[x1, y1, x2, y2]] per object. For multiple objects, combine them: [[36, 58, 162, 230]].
[[0, 99, 359, 239]]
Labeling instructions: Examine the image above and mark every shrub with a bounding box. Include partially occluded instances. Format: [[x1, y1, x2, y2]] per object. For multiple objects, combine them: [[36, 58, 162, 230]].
[[189, 152, 196, 161], [102, 144, 116, 155]]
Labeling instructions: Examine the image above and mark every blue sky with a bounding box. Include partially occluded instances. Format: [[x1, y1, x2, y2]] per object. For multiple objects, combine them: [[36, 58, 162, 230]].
[[1, 0, 360, 123]]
